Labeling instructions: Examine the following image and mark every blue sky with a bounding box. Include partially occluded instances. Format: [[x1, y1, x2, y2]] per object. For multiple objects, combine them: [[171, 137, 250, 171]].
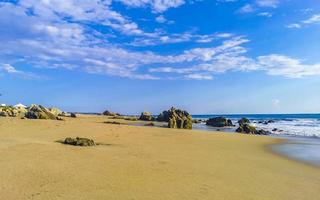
[[0, 0, 320, 114]]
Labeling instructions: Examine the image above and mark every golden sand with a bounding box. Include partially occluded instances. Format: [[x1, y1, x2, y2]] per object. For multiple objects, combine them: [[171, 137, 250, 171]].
[[0, 115, 319, 200]]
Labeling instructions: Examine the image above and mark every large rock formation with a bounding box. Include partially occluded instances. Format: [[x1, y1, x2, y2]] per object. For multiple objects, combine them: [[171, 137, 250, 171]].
[[0, 106, 26, 117], [48, 108, 63, 116], [157, 107, 192, 129], [139, 111, 154, 121], [25, 104, 59, 120], [206, 117, 233, 127]]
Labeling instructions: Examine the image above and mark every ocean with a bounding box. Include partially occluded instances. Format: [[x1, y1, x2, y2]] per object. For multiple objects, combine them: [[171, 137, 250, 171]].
[[192, 114, 320, 138], [192, 114, 320, 166]]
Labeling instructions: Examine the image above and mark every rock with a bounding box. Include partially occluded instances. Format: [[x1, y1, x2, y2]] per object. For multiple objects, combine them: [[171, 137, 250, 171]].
[[49, 108, 63, 116], [139, 111, 154, 121], [236, 124, 271, 135], [272, 128, 278, 132], [157, 107, 192, 129], [156, 110, 169, 122], [192, 119, 204, 124], [206, 117, 233, 127], [0, 106, 26, 117], [70, 113, 77, 118], [236, 124, 257, 134], [25, 104, 58, 120], [63, 137, 95, 146], [238, 118, 250, 126], [102, 110, 118, 116]]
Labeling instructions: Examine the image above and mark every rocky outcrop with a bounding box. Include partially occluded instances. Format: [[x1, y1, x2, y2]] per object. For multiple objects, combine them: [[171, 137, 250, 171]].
[[238, 118, 250, 126], [63, 137, 95, 146], [0, 106, 27, 117], [236, 124, 271, 135], [206, 117, 233, 127], [139, 111, 154, 121], [102, 110, 120, 116], [70, 113, 77, 118], [49, 108, 63, 116], [157, 107, 192, 129], [25, 104, 58, 120]]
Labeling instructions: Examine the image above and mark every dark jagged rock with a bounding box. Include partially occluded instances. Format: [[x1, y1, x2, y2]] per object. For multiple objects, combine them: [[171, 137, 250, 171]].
[[238, 118, 250, 126], [25, 104, 58, 120], [70, 113, 77, 118], [139, 111, 154, 121], [157, 107, 192, 129], [206, 117, 233, 127], [236, 124, 257, 134], [63, 137, 95, 146], [236, 124, 271, 135]]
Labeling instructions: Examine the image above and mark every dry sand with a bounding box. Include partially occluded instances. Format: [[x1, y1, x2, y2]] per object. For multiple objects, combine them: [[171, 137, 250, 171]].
[[0, 115, 319, 200]]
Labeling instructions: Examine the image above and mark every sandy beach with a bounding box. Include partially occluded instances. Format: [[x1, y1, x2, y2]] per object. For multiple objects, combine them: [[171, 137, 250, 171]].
[[0, 115, 319, 200]]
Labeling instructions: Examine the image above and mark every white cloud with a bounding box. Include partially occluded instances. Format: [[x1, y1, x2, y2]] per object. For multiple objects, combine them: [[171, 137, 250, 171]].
[[185, 73, 213, 80], [117, 0, 185, 13], [238, 4, 254, 13], [257, 12, 272, 17], [0, 63, 42, 79], [256, 0, 279, 8], [287, 14, 320, 29]]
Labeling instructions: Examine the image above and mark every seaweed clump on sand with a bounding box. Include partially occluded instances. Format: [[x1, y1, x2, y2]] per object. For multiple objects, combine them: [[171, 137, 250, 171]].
[[63, 137, 96, 146]]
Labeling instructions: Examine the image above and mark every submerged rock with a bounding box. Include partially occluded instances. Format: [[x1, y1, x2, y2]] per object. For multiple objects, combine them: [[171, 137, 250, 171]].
[[206, 117, 233, 127], [157, 107, 192, 129], [63, 137, 96, 146], [139, 111, 154, 121]]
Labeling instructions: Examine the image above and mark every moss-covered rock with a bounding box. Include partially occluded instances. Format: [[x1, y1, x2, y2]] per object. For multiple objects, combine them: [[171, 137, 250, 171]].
[[236, 124, 257, 134], [63, 137, 95, 146], [206, 117, 233, 127]]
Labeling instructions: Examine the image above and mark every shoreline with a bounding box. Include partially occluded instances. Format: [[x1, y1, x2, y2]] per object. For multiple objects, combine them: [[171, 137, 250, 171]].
[[0, 115, 319, 199]]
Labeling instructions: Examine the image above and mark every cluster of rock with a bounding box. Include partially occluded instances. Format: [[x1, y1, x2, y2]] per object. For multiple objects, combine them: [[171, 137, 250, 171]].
[[0, 104, 75, 120], [63, 137, 95, 146], [0, 106, 27, 117], [206, 117, 233, 127], [236, 118, 270, 135], [157, 107, 193, 129]]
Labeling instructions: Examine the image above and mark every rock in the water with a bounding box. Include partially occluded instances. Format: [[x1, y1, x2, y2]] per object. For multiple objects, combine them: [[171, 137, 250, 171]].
[[238, 118, 250, 126], [158, 107, 192, 129], [206, 117, 233, 127], [139, 111, 154, 121], [63, 137, 95, 146], [236, 124, 270, 135], [25, 104, 58, 120], [236, 124, 257, 134]]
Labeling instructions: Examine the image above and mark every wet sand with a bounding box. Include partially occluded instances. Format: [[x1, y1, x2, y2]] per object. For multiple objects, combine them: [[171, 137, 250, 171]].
[[0, 115, 319, 200]]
